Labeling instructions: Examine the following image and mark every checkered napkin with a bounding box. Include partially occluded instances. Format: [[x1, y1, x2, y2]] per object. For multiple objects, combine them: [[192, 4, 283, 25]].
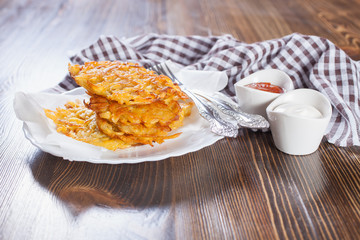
[[54, 33, 360, 147]]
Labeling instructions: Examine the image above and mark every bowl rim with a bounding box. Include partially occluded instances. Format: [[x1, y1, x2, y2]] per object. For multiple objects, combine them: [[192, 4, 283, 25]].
[[235, 68, 294, 93], [266, 88, 332, 120]]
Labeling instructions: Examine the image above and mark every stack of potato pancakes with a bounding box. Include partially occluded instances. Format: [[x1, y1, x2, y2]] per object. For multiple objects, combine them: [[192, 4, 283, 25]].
[[45, 61, 193, 150]]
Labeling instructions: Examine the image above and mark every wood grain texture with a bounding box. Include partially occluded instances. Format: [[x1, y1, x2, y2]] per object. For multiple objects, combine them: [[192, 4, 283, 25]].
[[1, 0, 360, 239]]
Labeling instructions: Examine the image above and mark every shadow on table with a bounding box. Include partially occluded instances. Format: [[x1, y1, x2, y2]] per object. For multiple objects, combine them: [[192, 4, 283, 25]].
[[29, 141, 243, 215]]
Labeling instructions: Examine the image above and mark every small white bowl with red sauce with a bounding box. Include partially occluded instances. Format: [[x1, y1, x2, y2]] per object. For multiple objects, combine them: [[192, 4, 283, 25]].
[[234, 69, 294, 118]]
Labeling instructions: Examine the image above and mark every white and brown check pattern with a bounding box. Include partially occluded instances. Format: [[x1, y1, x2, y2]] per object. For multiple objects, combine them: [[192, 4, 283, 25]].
[[53, 33, 360, 147]]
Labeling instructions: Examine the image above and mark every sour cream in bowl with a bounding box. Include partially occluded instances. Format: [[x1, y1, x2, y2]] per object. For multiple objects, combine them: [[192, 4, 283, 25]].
[[266, 88, 332, 155], [235, 69, 294, 118]]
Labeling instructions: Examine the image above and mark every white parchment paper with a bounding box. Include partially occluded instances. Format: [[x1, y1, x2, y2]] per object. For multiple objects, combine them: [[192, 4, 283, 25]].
[[14, 66, 227, 164]]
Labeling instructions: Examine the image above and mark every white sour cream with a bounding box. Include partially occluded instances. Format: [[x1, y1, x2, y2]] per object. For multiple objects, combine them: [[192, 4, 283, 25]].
[[273, 103, 323, 119]]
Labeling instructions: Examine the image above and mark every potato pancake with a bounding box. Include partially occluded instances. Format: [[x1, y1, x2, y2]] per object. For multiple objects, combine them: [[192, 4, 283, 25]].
[[45, 61, 193, 151], [44, 100, 132, 150], [68, 61, 188, 105]]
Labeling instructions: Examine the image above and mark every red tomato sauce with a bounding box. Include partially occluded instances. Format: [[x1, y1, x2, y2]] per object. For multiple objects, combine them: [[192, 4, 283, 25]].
[[245, 82, 284, 93]]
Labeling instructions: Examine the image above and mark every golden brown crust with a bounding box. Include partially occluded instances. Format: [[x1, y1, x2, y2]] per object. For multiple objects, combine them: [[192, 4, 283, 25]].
[[44, 100, 132, 150], [45, 61, 193, 151], [69, 61, 189, 105], [86, 93, 181, 127], [95, 116, 181, 147]]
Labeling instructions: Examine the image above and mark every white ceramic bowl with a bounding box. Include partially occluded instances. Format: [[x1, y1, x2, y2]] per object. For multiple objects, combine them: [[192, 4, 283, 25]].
[[235, 69, 294, 118], [266, 88, 332, 155]]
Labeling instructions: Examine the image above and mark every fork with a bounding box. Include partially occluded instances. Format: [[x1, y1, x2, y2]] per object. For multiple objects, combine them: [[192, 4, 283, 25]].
[[150, 64, 239, 137], [152, 63, 270, 130]]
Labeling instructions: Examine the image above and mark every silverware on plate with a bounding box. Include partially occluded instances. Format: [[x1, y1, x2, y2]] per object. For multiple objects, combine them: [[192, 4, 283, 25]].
[[194, 91, 270, 129], [150, 63, 269, 137], [150, 64, 238, 137]]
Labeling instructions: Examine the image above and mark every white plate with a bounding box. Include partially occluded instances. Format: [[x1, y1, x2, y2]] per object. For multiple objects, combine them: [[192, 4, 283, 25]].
[[14, 88, 224, 164]]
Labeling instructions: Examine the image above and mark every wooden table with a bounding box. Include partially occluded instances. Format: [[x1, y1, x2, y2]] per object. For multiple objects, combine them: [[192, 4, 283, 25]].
[[1, 0, 360, 239]]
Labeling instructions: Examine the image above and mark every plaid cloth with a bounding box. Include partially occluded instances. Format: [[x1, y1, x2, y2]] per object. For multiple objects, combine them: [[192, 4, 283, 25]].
[[53, 33, 360, 147]]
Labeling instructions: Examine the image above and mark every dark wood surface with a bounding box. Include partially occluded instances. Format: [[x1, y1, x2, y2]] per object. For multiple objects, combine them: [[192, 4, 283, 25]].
[[1, 0, 360, 239]]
